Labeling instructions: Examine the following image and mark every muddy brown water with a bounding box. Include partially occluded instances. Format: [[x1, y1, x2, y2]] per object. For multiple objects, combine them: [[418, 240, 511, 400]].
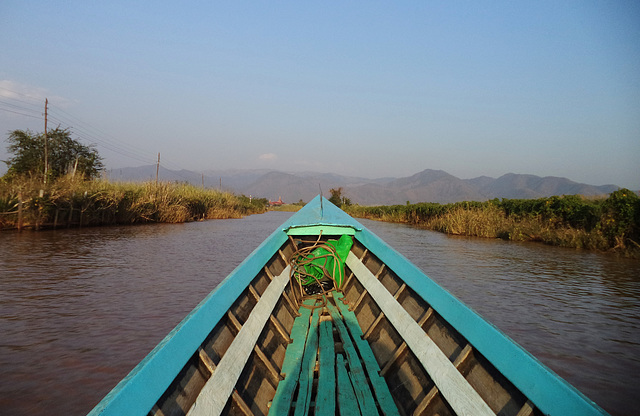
[[0, 212, 638, 415]]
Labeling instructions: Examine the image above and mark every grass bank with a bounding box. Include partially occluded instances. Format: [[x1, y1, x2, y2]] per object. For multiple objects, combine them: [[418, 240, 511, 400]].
[[268, 204, 304, 212], [345, 191, 640, 256], [0, 176, 267, 230]]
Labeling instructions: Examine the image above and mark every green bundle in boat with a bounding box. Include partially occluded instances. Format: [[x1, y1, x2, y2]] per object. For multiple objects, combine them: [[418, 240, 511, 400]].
[[292, 234, 353, 289]]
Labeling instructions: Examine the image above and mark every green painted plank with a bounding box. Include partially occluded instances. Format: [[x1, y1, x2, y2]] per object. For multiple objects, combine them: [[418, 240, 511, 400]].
[[271, 300, 314, 414], [336, 354, 361, 415], [315, 320, 336, 416], [293, 307, 320, 416], [334, 293, 400, 416], [326, 301, 377, 414]]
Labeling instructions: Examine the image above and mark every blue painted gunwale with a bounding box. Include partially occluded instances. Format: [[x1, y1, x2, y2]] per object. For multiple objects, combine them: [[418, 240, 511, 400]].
[[88, 196, 358, 415], [88, 196, 607, 416], [314, 196, 607, 416]]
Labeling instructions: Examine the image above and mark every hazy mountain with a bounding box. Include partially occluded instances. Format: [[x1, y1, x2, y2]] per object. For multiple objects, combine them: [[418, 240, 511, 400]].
[[463, 176, 495, 189], [106, 165, 620, 205], [477, 173, 618, 200], [240, 171, 367, 203]]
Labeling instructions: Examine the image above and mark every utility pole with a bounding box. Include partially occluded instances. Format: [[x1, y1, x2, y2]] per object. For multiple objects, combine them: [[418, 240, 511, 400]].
[[156, 152, 160, 186], [44, 98, 48, 184]]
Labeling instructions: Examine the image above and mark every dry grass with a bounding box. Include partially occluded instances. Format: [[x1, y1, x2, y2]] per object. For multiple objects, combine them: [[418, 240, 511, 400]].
[[0, 175, 265, 230], [347, 199, 637, 256]]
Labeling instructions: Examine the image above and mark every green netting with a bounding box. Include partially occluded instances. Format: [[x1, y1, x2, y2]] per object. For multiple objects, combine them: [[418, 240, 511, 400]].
[[294, 234, 353, 288]]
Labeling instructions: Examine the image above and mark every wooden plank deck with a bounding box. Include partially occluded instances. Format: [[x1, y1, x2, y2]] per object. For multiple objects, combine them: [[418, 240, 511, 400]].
[[271, 292, 398, 415], [346, 251, 495, 416], [187, 265, 291, 416], [270, 299, 315, 414]]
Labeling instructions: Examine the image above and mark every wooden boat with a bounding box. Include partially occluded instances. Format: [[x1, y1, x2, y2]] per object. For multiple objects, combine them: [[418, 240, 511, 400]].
[[88, 195, 608, 416]]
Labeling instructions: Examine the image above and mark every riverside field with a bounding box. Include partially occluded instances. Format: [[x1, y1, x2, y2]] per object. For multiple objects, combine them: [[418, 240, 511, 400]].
[[0, 176, 267, 230]]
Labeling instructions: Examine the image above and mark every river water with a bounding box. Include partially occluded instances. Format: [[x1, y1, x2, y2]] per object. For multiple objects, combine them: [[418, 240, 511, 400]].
[[0, 212, 638, 415]]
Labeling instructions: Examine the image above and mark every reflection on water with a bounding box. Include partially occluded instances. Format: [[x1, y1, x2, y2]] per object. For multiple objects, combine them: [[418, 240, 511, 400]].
[[0, 212, 638, 415]]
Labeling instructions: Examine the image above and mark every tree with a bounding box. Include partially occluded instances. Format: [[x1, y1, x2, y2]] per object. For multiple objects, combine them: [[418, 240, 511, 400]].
[[3, 128, 103, 180], [328, 187, 351, 208]]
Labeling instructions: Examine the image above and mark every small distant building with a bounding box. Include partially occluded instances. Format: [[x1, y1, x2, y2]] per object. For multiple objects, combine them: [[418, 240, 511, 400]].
[[269, 196, 284, 206]]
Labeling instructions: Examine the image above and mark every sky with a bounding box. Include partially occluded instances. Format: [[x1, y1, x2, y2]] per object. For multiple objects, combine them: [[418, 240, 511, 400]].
[[1, 1, 639, 189]]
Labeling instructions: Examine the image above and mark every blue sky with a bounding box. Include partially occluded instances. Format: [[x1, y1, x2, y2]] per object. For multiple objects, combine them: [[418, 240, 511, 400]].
[[1, 1, 639, 188]]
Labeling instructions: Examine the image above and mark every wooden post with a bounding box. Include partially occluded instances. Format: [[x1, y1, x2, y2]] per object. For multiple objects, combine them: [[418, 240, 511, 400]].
[[17, 191, 23, 231], [44, 98, 48, 184], [72, 156, 79, 178], [156, 152, 160, 186]]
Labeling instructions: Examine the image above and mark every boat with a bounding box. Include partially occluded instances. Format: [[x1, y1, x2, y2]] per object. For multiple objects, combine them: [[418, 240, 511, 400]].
[[88, 195, 608, 416]]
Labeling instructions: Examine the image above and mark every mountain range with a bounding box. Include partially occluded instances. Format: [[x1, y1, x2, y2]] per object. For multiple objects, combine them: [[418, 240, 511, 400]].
[[106, 166, 620, 206]]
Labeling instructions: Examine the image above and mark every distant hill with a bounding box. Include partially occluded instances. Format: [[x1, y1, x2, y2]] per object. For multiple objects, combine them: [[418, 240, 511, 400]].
[[106, 165, 620, 205], [346, 170, 486, 204]]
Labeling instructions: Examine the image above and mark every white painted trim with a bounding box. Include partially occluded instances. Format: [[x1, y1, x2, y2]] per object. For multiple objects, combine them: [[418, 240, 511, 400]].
[[346, 253, 494, 416], [187, 265, 291, 416]]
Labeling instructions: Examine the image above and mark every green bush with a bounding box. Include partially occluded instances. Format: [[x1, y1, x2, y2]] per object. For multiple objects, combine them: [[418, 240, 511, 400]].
[[346, 190, 640, 254]]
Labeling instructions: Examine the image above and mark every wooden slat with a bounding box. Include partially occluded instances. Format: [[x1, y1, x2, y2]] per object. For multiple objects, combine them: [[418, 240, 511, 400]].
[[315, 319, 336, 416], [362, 311, 385, 340], [412, 386, 439, 416], [227, 310, 242, 332], [516, 400, 535, 416], [293, 307, 321, 416], [263, 266, 274, 281], [280, 289, 300, 317], [267, 265, 298, 315], [393, 282, 406, 299], [186, 265, 291, 416], [331, 294, 400, 416], [341, 270, 355, 292], [336, 354, 361, 415], [253, 345, 282, 386], [270, 300, 314, 414], [453, 344, 473, 369], [199, 348, 216, 374], [269, 315, 291, 344], [326, 301, 377, 414], [346, 252, 495, 416], [265, 262, 299, 315], [380, 341, 407, 377], [150, 405, 165, 416], [349, 289, 368, 312], [379, 307, 433, 377], [197, 349, 253, 416], [363, 283, 405, 340], [227, 308, 282, 381], [248, 284, 261, 301]]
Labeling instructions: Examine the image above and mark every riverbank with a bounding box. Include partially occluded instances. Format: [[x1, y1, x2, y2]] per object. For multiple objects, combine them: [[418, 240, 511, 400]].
[[345, 190, 640, 257], [0, 176, 267, 230]]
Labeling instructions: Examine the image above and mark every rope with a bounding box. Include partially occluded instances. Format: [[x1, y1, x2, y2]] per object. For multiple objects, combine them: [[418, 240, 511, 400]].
[[288, 233, 344, 309]]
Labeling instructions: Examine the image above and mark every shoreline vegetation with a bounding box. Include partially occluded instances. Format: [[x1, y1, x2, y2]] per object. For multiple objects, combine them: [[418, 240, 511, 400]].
[[2, 174, 638, 258], [344, 190, 640, 258], [0, 176, 268, 231]]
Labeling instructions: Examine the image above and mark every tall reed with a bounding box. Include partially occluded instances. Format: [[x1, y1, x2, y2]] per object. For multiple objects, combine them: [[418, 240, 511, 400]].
[[0, 175, 266, 230], [345, 191, 640, 255]]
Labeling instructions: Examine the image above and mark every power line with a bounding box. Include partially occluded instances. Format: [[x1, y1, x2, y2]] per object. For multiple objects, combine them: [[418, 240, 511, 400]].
[[0, 106, 42, 119], [0, 98, 43, 115], [1, 93, 200, 182]]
